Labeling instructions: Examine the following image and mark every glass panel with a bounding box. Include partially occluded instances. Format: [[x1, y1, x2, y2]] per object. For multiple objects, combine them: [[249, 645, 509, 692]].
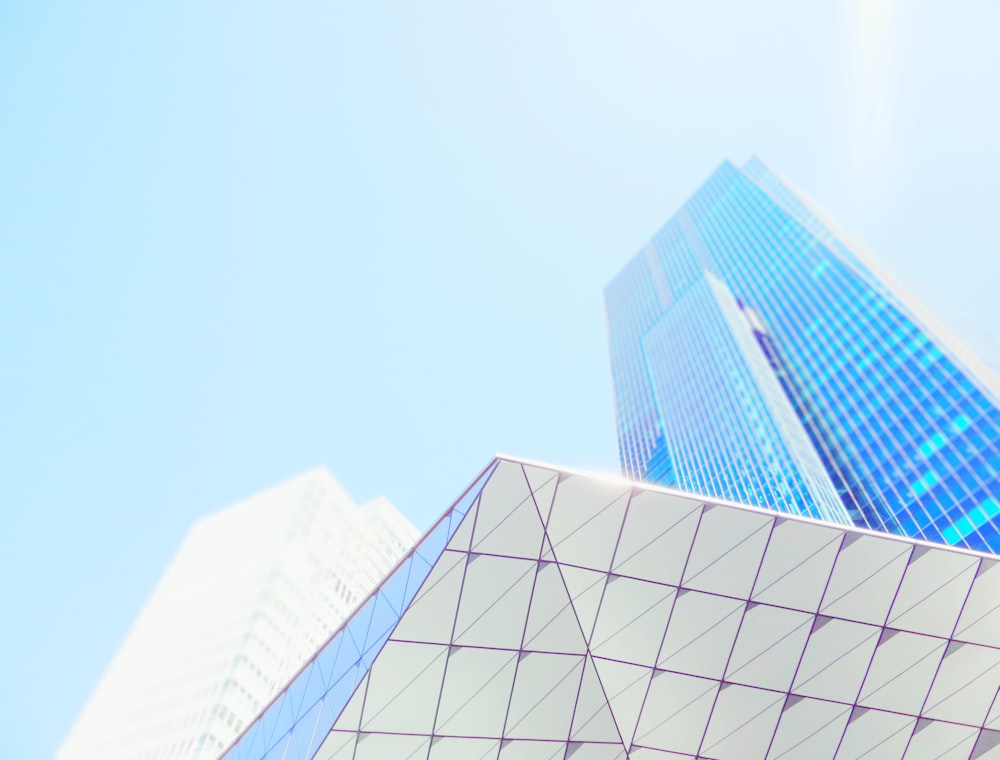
[[363, 591, 402, 653], [378, 555, 413, 616]]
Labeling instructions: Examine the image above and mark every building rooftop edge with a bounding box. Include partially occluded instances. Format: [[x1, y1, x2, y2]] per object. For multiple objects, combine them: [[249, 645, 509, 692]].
[[491, 453, 999, 563]]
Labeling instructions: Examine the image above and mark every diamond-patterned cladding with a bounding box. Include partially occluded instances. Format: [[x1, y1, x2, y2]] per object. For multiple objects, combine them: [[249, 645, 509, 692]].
[[222, 457, 1000, 760]]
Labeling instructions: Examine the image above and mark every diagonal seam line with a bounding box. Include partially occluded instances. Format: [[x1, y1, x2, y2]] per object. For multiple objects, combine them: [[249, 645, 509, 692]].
[[932, 725, 981, 757], [404, 735, 428, 760], [751, 534, 841, 600], [318, 729, 355, 757], [726, 615, 813, 679], [659, 603, 743, 666], [703, 691, 784, 754], [898, 555, 983, 760], [794, 628, 880, 691], [558, 568, 608, 642], [550, 488, 634, 757], [860, 641, 945, 704], [761, 530, 844, 760], [358, 647, 448, 730], [436, 492, 481, 555], [301, 689, 326, 759], [521, 468, 559, 517], [567, 659, 613, 745], [573, 662, 649, 735], [692, 510, 777, 759], [470, 490, 538, 553], [380, 556, 416, 619], [424, 485, 485, 753], [955, 596, 1000, 639], [886, 561, 976, 626], [820, 546, 910, 612], [592, 592, 674, 652], [636, 679, 717, 741], [285, 468, 500, 760], [436, 650, 518, 731], [607, 664, 650, 698], [855, 714, 915, 758], [313, 634, 345, 701], [924, 655, 1000, 716], [479, 740, 503, 760], [525, 594, 574, 648], [683, 521, 771, 587], [506, 658, 584, 734], [496, 490, 548, 758], [611, 504, 700, 570], [771, 703, 850, 759], [344, 625, 364, 663], [346, 666, 372, 760], [830, 536, 913, 759], [550, 491, 628, 553], [407, 553, 465, 610], [454, 561, 537, 642], [623, 504, 706, 752]]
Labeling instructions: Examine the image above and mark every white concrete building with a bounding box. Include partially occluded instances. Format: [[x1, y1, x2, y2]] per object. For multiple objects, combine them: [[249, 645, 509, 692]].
[[58, 469, 419, 760]]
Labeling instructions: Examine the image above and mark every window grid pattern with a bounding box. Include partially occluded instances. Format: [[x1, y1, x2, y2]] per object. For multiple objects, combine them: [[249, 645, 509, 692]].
[[605, 159, 1000, 553], [642, 274, 848, 524]]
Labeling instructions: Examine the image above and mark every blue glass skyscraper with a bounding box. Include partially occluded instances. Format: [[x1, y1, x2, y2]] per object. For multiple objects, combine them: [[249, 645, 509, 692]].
[[606, 158, 1000, 552]]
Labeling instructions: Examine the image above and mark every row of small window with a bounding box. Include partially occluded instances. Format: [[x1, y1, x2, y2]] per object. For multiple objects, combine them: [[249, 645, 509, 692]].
[[212, 703, 246, 738]]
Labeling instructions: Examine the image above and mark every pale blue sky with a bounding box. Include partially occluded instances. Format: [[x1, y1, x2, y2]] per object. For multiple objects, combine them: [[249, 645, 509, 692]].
[[2, 2, 999, 757]]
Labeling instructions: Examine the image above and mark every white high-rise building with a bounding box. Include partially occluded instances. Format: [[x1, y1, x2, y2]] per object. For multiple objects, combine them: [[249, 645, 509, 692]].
[[58, 469, 420, 760]]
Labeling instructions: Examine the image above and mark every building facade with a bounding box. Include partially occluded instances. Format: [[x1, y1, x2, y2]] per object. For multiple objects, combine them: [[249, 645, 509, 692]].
[[58, 469, 419, 760], [221, 457, 1000, 760], [606, 158, 1000, 552]]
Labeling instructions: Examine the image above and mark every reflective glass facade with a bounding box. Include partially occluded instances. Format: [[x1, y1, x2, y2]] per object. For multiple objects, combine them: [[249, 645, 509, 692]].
[[606, 159, 1000, 552], [223, 457, 1000, 759]]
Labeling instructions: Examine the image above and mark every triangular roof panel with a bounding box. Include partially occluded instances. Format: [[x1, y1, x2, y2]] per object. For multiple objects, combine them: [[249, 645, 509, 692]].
[[223, 457, 1000, 760]]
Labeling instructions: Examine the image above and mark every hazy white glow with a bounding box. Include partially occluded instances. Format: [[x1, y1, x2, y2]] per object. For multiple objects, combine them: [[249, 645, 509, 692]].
[[844, 0, 902, 202], [57, 470, 419, 760]]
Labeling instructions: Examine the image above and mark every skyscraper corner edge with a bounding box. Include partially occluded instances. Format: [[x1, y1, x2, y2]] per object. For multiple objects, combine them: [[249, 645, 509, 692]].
[[605, 156, 1000, 552]]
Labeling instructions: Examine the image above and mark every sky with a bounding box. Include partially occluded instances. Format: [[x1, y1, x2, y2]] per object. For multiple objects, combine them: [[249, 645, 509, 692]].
[[2, 1, 999, 757]]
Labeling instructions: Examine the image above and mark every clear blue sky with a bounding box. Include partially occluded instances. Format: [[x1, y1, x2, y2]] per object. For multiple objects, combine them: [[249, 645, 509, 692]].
[[2, 2, 998, 757]]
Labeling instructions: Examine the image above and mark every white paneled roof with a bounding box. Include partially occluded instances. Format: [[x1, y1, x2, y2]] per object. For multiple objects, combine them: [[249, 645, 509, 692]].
[[225, 457, 1000, 760]]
